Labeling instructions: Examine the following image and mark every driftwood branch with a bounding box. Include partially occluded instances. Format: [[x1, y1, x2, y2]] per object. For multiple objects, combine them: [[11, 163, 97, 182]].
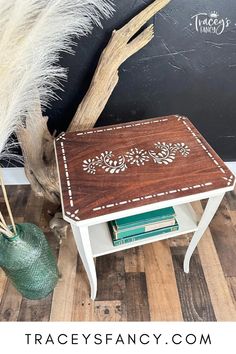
[[17, 98, 60, 204], [69, 0, 171, 131], [18, 0, 171, 236]]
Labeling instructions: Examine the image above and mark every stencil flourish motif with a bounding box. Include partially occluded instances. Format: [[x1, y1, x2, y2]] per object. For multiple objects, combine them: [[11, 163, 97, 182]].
[[82, 142, 190, 174]]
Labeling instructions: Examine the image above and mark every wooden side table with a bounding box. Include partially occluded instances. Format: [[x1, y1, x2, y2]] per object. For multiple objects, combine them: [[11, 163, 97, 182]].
[[54, 115, 235, 300]]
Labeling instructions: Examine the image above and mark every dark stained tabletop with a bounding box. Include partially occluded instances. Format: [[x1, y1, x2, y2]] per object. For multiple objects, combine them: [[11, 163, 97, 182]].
[[54, 115, 235, 222]]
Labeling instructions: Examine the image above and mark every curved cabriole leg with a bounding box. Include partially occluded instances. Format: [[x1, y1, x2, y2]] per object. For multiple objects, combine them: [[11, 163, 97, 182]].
[[184, 193, 225, 273], [71, 223, 97, 300]]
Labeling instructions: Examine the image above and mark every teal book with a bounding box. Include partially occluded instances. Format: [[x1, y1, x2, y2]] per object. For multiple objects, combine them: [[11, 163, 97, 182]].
[[109, 207, 176, 240], [112, 222, 179, 246], [110, 217, 176, 239]]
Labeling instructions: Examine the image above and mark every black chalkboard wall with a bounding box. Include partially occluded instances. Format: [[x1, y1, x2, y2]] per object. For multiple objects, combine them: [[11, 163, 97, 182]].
[[47, 0, 236, 161]]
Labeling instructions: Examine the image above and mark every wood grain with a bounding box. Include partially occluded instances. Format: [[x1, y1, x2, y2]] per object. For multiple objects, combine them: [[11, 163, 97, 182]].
[[0, 269, 7, 301], [71, 257, 95, 321], [96, 252, 126, 301], [124, 247, 145, 272], [0, 281, 22, 321], [144, 241, 183, 321], [55, 115, 234, 222], [18, 294, 53, 321], [208, 199, 236, 277], [226, 277, 236, 307], [172, 251, 216, 321], [94, 300, 126, 321], [50, 229, 77, 321], [125, 272, 150, 321], [167, 233, 191, 248], [194, 201, 236, 320]]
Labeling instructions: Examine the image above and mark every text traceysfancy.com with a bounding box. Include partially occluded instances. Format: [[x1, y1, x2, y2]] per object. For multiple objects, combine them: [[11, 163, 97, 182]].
[[25, 332, 211, 346]]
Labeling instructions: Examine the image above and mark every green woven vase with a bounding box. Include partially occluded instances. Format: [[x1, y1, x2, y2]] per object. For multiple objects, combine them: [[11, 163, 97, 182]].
[[0, 223, 59, 299]]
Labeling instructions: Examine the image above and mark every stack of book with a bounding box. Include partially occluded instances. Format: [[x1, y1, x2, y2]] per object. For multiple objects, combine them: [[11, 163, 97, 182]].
[[109, 207, 179, 246]]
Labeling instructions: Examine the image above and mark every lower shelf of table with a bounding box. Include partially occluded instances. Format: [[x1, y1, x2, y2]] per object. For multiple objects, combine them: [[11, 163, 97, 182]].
[[88, 203, 198, 257]]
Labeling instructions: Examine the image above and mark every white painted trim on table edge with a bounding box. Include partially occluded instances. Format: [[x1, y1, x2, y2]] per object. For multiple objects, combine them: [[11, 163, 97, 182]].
[[2, 162, 236, 188], [70, 185, 233, 227]]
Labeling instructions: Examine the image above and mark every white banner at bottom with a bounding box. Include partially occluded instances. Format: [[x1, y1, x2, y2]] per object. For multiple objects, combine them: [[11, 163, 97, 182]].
[[0, 321, 235, 354]]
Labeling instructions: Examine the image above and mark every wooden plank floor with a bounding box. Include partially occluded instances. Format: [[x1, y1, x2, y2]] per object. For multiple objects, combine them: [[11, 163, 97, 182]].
[[1, 185, 236, 321]]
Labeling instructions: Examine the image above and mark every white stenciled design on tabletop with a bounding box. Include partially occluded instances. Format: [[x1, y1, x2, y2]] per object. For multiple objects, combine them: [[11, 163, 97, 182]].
[[125, 148, 149, 166], [83, 151, 127, 174], [190, 11, 231, 35], [82, 142, 190, 174], [149, 142, 190, 165]]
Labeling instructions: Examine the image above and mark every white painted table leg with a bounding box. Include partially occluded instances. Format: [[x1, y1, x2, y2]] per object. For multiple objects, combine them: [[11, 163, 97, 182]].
[[71, 223, 97, 300], [184, 193, 224, 273]]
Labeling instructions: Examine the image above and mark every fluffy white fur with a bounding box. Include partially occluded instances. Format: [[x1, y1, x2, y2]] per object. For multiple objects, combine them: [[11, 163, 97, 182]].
[[0, 0, 114, 160]]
